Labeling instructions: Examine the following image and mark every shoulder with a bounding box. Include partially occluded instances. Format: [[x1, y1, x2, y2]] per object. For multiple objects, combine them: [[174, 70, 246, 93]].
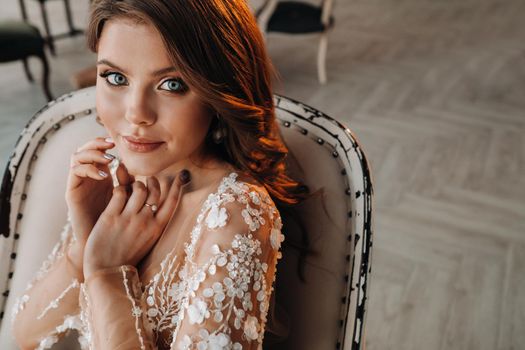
[[192, 171, 284, 261], [203, 172, 280, 230]]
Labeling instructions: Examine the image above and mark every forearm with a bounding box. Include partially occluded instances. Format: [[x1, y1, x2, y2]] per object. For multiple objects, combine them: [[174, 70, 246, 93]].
[[80, 265, 155, 349], [12, 244, 84, 349]]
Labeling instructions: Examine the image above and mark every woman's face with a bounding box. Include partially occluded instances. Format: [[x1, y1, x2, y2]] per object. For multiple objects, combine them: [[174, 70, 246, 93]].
[[96, 19, 213, 177]]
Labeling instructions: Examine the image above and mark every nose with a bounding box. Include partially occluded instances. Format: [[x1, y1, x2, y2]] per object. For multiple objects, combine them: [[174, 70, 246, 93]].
[[124, 87, 157, 126]]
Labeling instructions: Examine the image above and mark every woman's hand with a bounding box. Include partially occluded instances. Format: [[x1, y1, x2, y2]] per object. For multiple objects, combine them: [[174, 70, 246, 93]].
[[83, 170, 191, 279], [65, 137, 133, 269]]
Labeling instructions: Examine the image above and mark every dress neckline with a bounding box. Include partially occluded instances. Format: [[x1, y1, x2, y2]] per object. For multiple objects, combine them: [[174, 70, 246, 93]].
[[140, 170, 241, 289]]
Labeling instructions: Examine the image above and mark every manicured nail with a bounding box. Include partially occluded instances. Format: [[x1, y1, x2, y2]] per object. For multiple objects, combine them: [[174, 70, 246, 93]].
[[179, 169, 191, 184], [103, 153, 115, 160], [98, 170, 108, 178], [105, 137, 114, 143]]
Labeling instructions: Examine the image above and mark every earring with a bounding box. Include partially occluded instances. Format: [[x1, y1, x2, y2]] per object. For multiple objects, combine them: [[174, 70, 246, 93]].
[[95, 115, 104, 126], [212, 115, 227, 144]]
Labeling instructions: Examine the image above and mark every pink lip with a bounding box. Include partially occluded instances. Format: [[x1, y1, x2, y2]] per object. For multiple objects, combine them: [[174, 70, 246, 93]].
[[122, 136, 164, 153], [123, 135, 162, 143]]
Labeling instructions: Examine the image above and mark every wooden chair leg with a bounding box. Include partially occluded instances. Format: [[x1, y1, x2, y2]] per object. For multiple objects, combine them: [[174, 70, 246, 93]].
[[63, 0, 78, 35], [18, 0, 28, 21], [38, 0, 56, 56], [22, 58, 34, 82], [317, 32, 328, 84], [38, 52, 53, 101]]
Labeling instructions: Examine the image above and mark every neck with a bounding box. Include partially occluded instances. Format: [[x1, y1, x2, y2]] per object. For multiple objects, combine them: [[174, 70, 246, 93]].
[[135, 156, 233, 194]]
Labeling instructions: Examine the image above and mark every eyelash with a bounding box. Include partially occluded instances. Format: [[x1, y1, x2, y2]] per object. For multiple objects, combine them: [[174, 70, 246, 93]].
[[98, 71, 188, 94]]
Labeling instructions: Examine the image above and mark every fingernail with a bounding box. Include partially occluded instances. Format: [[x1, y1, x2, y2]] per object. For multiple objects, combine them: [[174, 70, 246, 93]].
[[99, 170, 108, 178], [105, 137, 114, 144], [179, 169, 191, 184], [103, 153, 115, 160]]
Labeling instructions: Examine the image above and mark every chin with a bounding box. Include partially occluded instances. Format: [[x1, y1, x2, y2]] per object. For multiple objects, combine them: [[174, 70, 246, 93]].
[[121, 156, 163, 177]]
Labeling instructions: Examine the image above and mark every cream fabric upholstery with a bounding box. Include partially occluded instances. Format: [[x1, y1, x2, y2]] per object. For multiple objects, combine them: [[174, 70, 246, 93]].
[[0, 87, 374, 350]]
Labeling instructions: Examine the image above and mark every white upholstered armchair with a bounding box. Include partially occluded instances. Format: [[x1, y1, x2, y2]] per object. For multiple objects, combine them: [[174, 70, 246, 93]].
[[0, 87, 374, 349]]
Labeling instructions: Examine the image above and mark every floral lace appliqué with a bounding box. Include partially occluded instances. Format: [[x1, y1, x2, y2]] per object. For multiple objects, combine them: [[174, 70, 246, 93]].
[[205, 205, 229, 229], [16, 171, 283, 350], [177, 231, 271, 349]]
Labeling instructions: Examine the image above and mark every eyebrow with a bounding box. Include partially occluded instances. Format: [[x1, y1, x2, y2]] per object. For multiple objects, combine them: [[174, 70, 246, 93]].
[[96, 59, 177, 76]]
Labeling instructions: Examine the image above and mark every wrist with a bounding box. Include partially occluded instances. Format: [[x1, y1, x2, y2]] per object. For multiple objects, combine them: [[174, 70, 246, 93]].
[[83, 263, 129, 281], [83, 264, 98, 281], [66, 242, 84, 273]]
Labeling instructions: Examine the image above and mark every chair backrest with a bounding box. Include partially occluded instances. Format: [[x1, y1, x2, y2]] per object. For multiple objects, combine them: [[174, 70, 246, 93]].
[[256, 0, 336, 32], [0, 87, 374, 350]]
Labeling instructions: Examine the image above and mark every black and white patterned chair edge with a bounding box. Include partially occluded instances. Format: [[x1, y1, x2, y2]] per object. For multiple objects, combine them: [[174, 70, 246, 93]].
[[0, 89, 96, 321], [273, 95, 373, 350]]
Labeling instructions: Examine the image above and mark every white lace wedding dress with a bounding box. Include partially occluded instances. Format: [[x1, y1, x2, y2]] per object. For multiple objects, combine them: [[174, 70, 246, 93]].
[[11, 171, 285, 350]]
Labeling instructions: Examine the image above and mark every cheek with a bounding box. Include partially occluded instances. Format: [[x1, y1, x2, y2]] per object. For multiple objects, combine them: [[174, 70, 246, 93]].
[[160, 95, 213, 140], [168, 110, 212, 141], [96, 86, 123, 132]]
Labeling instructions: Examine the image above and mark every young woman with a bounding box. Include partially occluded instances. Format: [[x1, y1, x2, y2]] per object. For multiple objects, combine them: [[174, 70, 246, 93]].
[[11, 0, 309, 349]]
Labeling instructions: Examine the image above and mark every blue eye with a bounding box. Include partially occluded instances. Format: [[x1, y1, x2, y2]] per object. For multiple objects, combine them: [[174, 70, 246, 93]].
[[100, 72, 128, 86], [99, 72, 128, 86], [159, 78, 187, 93], [102, 72, 127, 86]]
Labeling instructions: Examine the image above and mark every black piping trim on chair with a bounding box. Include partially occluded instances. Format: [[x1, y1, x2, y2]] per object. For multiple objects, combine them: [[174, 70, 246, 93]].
[[0, 164, 12, 238], [0, 140, 31, 239]]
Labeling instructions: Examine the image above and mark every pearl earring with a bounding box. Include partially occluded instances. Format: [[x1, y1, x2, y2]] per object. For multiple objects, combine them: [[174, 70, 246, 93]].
[[212, 115, 227, 144]]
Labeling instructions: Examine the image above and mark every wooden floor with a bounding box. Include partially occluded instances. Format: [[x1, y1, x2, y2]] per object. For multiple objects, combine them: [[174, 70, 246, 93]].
[[1, 0, 524, 349]]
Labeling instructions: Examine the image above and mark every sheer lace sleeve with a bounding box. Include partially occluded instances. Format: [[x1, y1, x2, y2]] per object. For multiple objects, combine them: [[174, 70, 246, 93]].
[[78, 264, 156, 349], [169, 181, 284, 350], [11, 219, 85, 350]]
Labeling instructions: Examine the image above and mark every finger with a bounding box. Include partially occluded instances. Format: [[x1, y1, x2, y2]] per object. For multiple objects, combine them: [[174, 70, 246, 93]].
[[71, 149, 115, 167], [140, 177, 161, 216], [68, 163, 109, 189], [76, 137, 115, 153], [158, 175, 175, 205], [115, 161, 135, 187], [104, 185, 129, 215], [123, 181, 149, 215], [156, 170, 191, 224]]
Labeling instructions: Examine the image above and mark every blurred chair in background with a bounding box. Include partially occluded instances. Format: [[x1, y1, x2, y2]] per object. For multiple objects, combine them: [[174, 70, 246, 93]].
[[18, 0, 84, 55], [0, 19, 53, 101], [257, 0, 335, 84]]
